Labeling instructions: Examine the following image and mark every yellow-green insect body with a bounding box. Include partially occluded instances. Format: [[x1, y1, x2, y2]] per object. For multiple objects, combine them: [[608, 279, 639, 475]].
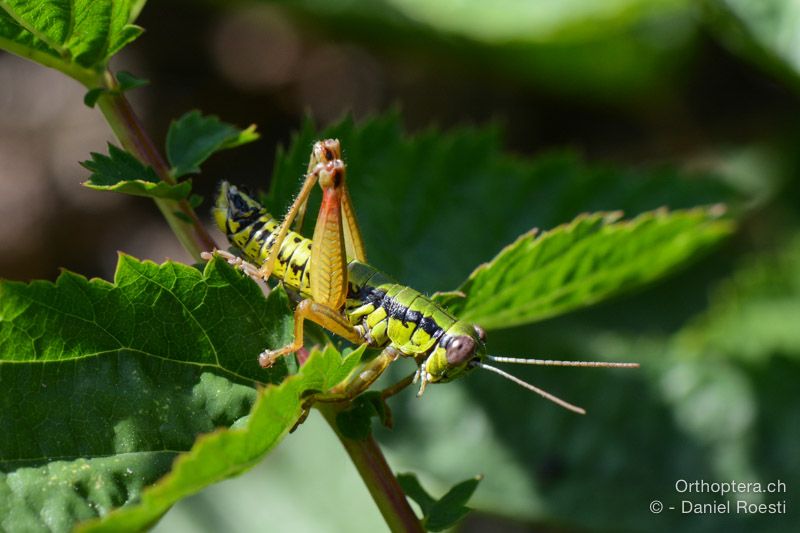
[[344, 262, 485, 384], [213, 187, 313, 292], [208, 140, 637, 412], [214, 182, 485, 389]]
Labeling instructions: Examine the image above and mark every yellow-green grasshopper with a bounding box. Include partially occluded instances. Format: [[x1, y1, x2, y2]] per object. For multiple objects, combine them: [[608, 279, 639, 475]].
[[204, 140, 638, 413]]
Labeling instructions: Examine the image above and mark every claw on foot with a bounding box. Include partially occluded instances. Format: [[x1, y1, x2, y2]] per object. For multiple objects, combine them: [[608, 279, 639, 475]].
[[258, 350, 279, 368], [414, 363, 430, 397], [203, 249, 268, 284]]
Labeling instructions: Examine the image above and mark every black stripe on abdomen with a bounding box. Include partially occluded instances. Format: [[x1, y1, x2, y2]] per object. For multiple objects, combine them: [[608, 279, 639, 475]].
[[350, 284, 444, 341]]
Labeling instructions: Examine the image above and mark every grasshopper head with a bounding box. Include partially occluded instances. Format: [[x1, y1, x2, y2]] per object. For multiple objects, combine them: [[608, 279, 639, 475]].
[[311, 139, 341, 167], [420, 322, 639, 413], [421, 322, 487, 388]]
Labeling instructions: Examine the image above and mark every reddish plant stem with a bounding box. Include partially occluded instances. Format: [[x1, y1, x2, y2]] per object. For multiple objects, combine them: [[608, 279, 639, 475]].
[[106, 90, 174, 180], [318, 405, 423, 533], [96, 82, 216, 260]]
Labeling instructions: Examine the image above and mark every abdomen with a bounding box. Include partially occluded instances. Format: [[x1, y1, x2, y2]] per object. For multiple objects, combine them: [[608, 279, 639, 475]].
[[345, 262, 457, 357], [219, 203, 314, 295]]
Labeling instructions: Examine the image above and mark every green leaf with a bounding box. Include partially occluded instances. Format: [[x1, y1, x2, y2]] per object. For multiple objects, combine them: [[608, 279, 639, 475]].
[[83, 71, 148, 108], [397, 473, 481, 531], [425, 475, 482, 531], [676, 232, 800, 361], [0, 256, 288, 530], [83, 87, 106, 108], [0, 0, 145, 83], [267, 114, 739, 294], [79, 345, 364, 532], [82, 143, 191, 200], [116, 70, 149, 91], [157, 410, 390, 532], [0, 255, 365, 532], [188, 193, 204, 209], [166, 111, 260, 179], [396, 473, 436, 516], [446, 208, 734, 330]]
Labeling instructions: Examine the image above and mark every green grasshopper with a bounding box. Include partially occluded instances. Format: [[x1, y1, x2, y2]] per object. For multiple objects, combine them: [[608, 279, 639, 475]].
[[204, 140, 637, 413]]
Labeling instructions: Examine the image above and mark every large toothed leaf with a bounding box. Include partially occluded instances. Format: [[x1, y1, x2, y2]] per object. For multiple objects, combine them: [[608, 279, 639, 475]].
[[268, 114, 739, 294], [167, 111, 260, 179], [270, 116, 735, 330], [0, 0, 145, 82], [81, 144, 191, 200], [0, 256, 365, 532], [446, 208, 734, 330]]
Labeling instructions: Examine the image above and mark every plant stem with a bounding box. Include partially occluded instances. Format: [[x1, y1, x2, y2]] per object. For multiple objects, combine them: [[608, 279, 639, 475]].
[[318, 404, 423, 533], [95, 79, 216, 260]]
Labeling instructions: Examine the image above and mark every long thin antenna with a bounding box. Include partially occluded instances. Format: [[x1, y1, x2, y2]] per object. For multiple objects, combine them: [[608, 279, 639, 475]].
[[472, 361, 586, 415], [486, 355, 639, 368]]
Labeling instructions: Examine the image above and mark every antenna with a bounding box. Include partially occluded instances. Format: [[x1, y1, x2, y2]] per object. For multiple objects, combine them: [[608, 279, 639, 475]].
[[472, 361, 586, 414], [473, 356, 639, 415], [486, 355, 639, 368]]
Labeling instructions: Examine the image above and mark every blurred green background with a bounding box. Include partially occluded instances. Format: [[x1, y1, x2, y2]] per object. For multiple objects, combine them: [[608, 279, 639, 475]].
[[1, 0, 799, 531]]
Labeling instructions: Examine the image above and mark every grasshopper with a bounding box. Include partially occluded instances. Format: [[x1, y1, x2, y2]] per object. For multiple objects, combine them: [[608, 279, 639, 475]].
[[204, 140, 637, 413]]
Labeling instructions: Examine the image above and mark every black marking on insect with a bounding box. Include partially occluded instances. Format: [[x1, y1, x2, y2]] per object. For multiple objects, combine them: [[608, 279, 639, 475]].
[[418, 316, 442, 337]]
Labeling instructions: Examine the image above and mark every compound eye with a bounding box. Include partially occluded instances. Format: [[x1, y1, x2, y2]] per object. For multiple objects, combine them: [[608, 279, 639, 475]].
[[446, 336, 476, 365], [473, 325, 487, 343], [319, 139, 340, 162]]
